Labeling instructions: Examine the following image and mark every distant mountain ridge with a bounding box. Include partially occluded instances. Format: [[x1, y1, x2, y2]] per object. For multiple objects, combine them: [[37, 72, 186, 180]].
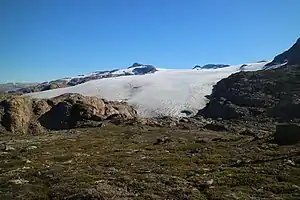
[[193, 64, 230, 70], [13, 63, 158, 94], [0, 82, 38, 93]]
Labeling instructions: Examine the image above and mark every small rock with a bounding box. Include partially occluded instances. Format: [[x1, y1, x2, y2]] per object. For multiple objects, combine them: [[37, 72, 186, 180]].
[[286, 159, 296, 166], [154, 136, 172, 145], [95, 180, 105, 184], [292, 184, 300, 190], [202, 168, 210, 172], [198, 179, 214, 188], [254, 133, 266, 140], [140, 156, 148, 159], [179, 118, 189, 123], [62, 159, 73, 164], [206, 179, 214, 185], [169, 122, 177, 127], [188, 148, 201, 156], [195, 138, 210, 143], [26, 145, 38, 150], [9, 178, 29, 185], [4, 145, 15, 151], [239, 129, 256, 136], [204, 123, 228, 132]]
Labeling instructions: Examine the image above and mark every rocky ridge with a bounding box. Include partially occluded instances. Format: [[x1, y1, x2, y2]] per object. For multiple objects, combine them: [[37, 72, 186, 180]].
[[0, 82, 38, 93], [193, 64, 230, 70], [265, 37, 300, 66], [12, 63, 158, 94], [198, 37, 300, 124]]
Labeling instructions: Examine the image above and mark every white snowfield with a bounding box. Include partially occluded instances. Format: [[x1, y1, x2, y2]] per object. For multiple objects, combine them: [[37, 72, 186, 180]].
[[26, 61, 278, 118]]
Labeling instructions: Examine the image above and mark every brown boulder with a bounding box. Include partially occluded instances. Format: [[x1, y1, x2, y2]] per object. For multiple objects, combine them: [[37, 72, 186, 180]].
[[33, 100, 51, 116], [0, 93, 138, 134], [40, 94, 137, 130], [1, 96, 33, 134]]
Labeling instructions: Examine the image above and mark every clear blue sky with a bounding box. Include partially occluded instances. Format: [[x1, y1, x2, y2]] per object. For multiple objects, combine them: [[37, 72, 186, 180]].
[[0, 0, 299, 83]]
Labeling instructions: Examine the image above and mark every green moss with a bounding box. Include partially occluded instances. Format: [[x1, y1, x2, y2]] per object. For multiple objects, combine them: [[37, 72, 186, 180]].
[[0, 125, 299, 199]]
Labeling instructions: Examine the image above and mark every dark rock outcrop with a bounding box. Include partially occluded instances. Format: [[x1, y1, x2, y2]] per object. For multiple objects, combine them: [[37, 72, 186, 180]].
[[198, 65, 300, 121], [128, 62, 145, 69], [193, 65, 202, 70], [193, 64, 230, 70], [204, 123, 229, 132], [132, 65, 157, 75], [16, 80, 69, 94], [266, 38, 300, 66], [127, 63, 157, 74], [273, 123, 300, 145], [0, 94, 137, 134]]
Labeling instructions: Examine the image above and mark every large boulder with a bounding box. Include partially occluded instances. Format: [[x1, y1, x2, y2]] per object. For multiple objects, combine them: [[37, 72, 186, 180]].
[[273, 124, 300, 145], [199, 98, 250, 119], [40, 94, 137, 130], [39, 101, 73, 130], [0, 93, 138, 134], [0, 96, 33, 134]]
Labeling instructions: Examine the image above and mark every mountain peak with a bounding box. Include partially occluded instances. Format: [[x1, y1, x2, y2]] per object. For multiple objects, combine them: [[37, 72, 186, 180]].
[[193, 65, 201, 69], [265, 37, 300, 66], [128, 63, 144, 69]]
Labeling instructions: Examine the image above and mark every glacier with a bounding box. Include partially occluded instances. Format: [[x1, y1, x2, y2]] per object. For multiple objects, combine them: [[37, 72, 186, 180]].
[[26, 61, 276, 118]]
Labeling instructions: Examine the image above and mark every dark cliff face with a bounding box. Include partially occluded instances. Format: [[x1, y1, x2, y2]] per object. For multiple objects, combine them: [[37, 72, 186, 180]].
[[198, 65, 300, 121], [265, 37, 300, 66]]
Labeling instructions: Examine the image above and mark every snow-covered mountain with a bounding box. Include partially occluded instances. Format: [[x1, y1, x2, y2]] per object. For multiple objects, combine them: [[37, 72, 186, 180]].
[[26, 61, 282, 118], [61, 63, 157, 86], [16, 63, 158, 93]]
